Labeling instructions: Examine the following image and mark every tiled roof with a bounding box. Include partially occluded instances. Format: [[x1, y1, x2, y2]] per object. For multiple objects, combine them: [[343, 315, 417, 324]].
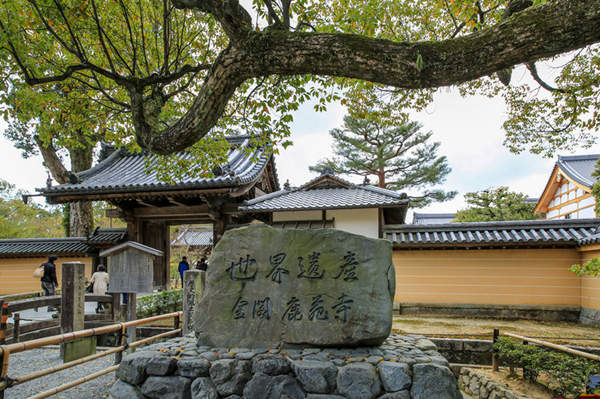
[[578, 231, 600, 246], [0, 228, 127, 258], [557, 154, 599, 188], [412, 213, 455, 225], [240, 173, 408, 212], [0, 237, 91, 257], [38, 136, 276, 198], [384, 218, 600, 249], [171, 229, 213, 247], [272, 220, 335, 229], [87, 228, 127, 244]]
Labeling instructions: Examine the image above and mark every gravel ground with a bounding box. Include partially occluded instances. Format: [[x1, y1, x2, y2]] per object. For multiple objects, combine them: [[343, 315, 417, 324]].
[[4, 347, 116, 399]]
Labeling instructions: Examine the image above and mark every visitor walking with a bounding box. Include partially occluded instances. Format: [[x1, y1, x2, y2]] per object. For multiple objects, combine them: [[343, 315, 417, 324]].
[[40, 255, 59, 311], [178, 256, 189, 284], [90, 265, 110, 313]]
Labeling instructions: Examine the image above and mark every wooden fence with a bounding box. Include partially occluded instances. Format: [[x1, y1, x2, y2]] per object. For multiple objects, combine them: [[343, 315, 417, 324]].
[[0, 294, 117, 345], [0, 311, 182, 399]]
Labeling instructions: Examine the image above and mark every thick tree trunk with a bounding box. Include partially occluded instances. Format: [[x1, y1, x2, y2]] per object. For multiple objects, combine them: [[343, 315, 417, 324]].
[[68, 140, 94, 237], [147, 0, 600, 154], [36, 134, 95, 237]]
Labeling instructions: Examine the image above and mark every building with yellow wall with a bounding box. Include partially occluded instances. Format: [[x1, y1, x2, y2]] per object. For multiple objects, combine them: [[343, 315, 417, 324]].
[[0, 228, 126, 296]]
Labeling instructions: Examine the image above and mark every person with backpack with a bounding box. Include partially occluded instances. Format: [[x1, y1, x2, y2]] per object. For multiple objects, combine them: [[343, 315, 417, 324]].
[[41, 255, 59, 311]]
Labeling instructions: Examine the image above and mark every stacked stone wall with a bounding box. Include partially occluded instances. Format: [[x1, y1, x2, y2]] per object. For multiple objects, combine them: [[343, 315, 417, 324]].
[[109, 333, 463, 399], [459, 368, 527, 399]]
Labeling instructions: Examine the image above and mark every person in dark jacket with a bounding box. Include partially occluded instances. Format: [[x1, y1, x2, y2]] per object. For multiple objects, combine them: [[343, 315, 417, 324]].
[[178, 256, 190, 283], [41, 255, 59, 311], [196, 256, 208, 271]]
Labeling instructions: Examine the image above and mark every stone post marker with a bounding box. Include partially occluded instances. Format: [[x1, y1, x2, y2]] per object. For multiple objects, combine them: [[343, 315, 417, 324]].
[[194, 225, 395, 348], [182, 270, 206, 335], [61, 262, 95, 362]]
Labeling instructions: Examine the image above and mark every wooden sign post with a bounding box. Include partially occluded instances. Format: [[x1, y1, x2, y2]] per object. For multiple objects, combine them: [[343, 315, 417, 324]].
[[101, 242, 163, 350], [61, 262, 96, 362]]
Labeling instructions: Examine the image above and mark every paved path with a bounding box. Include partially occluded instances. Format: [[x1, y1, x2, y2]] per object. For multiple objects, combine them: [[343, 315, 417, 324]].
[[4, 347, 115, 399], [8, 302, 99, 324]]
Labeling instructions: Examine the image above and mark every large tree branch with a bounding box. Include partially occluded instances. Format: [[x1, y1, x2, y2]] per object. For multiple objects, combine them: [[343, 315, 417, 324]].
[[34, 136, 71, 184], [171, 0, 252, 42], [145, 0, 600, 153]]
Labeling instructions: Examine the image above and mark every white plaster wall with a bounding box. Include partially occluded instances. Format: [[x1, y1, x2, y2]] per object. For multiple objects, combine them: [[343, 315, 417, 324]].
[[327, 208, 379, 239], [273, 210, 322, 221], [271, 208, 380, 239]]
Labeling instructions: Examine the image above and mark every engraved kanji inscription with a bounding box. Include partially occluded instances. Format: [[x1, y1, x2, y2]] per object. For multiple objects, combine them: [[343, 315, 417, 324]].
[[332, 293, 353, 323], [227, 254, 258, 281], [266, 252, 289, 284], [281, 296, 303, 321], [253, 297, 272, 320], [334, 251, 359, 281], [308, 295, 329, 321], [297, 251, 325, 279], [232, 297, 249, 319]]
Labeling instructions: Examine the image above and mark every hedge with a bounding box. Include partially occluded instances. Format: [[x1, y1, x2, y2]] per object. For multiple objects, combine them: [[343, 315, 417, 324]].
[[494, 337, 600, 398]]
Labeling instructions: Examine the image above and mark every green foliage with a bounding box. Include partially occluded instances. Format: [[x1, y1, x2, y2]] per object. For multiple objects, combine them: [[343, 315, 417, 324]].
[[454, 187, 539, 222], [136, 289, 183, 318], [570, 258, 600, 278], [309, 109, 456, 208], [0, 0, 596, 170], [494, 337, 600, 398], [0, 179, 63, 238]]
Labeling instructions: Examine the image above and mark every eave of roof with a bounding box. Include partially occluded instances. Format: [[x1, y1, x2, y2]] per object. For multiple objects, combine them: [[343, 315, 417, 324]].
[[557, 154, 598, 188], [37, 136, 275, 202], [241, 174, 408, 212], [0, 228, 128, 258], [384, 218, 600, 249]]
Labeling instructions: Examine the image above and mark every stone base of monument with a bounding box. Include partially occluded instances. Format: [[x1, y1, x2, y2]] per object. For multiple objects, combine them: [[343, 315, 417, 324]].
[[109, 333, 462, 399]]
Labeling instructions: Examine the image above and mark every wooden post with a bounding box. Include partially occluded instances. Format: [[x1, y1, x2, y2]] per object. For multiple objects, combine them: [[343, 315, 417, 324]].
[[183, 270, 205, 335], [115, 327, 124, 365], [61, 262, 95, 362], [492, 328, 499, 371], [0, 300, 7, 345], [111, 294, 121, 322], [126, 293, 136, 352], [12, 313, 20, 343]]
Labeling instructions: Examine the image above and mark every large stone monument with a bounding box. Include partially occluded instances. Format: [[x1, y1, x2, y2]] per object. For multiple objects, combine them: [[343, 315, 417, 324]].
[[109, 225, 463, 399], [195, 225, 395, 348]]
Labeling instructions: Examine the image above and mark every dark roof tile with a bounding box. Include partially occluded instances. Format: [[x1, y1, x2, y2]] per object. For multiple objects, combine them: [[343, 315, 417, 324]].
[[384, 218, 600, 249]]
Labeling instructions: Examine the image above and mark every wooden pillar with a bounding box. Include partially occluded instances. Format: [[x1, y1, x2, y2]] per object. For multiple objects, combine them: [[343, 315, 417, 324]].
[[183, 270, 206, 335], [111, 294, 121, 322], [12, 314, 20, 343], [492, 328, 499, 371], [126, 293, 136, 352], [61, 262, 95, 362], [0, 300, 7, 345]]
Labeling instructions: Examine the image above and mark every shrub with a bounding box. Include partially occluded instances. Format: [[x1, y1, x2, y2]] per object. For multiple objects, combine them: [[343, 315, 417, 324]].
[[136, 289, 183, 318], [494, 337, 600, 398]]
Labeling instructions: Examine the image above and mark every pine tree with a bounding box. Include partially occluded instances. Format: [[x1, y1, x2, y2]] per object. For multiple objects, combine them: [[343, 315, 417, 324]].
[[310, 115, 456, 207], [454, 187, 539, 222]]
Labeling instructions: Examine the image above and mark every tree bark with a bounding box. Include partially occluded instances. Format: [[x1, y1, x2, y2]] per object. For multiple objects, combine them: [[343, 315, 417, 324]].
[[144, 0, 600, 154], [35, 135, 95, 237]]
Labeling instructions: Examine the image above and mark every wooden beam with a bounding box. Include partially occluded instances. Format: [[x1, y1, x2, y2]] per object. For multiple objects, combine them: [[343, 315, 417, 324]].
[[136, 199, 159, 207], [45, 188, 231, 204], [132, 203, 240, 218], [167, 197, 188, 207]]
